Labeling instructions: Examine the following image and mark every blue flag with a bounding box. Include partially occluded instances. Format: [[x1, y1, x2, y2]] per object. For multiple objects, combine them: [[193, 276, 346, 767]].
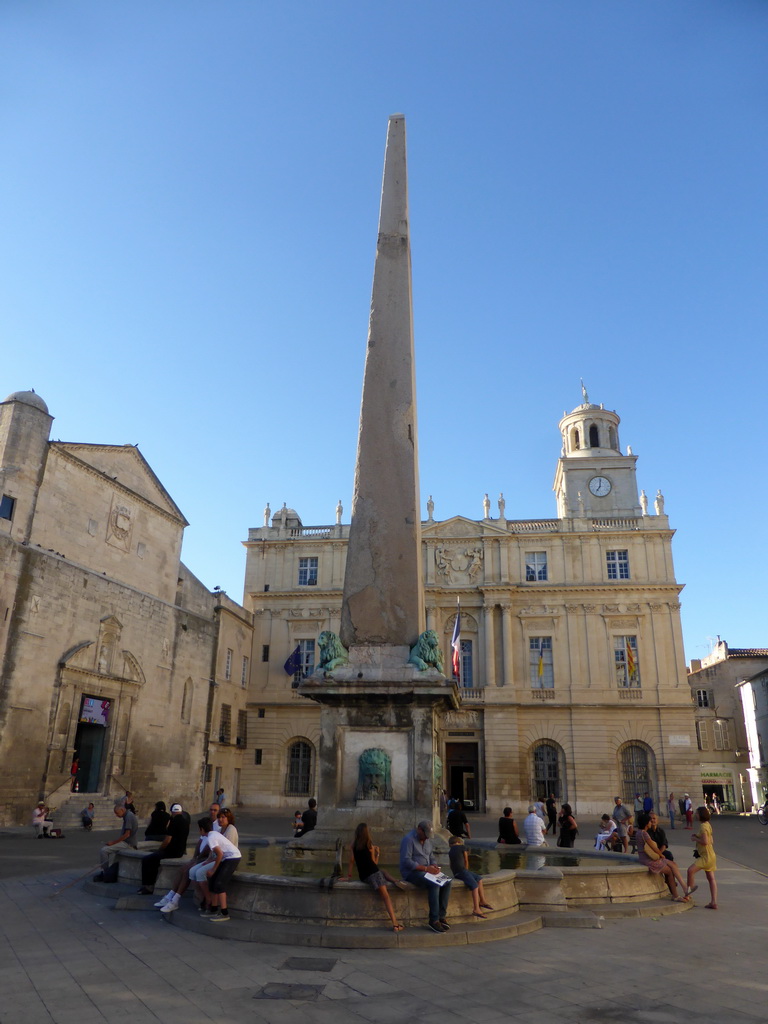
[[283, 645, 302, 676]]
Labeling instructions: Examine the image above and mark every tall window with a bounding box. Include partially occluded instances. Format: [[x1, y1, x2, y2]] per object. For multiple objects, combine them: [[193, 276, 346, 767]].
[[532, 742, 561, 801], [236, 710, 247, 747], [621, 743, 651, 800], [695, 689, 712, 708], [525, 551, 548, 582], [530, 637, 554, 688], [459, 639, 473, 686], [614, 635, 640, 687], [713, 720, 730, 751], [589, 424, 599, 447], [286, 740, 313, 796], [696, 721, 709, 750], [292, 639, 315, 686], [219, 704, 231, 743], [606, 550, 630, 580], [298, 557, 318, 586], [225, 648, 233, 680], [241, 656, 249, 686]]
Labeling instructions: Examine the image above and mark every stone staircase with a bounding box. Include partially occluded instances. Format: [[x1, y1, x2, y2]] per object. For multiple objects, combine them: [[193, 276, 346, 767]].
[[50, 792, 123, 831]]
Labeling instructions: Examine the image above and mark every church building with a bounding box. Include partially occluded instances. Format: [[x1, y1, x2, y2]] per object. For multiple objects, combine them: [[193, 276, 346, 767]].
[[0, 390, 252, 826], [241, 394, 700, 815]]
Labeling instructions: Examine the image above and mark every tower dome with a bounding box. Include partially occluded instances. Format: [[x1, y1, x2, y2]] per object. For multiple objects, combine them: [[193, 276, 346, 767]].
[[558, 401, 620, 457], [4, 390, 49, 415]]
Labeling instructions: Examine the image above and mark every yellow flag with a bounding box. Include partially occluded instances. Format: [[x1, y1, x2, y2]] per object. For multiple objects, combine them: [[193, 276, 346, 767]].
[[626, 640, 636, 678]]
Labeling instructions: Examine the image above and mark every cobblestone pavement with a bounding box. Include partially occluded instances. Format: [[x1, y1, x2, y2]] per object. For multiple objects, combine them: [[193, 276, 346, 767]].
[[1, 813, 766, 1023]]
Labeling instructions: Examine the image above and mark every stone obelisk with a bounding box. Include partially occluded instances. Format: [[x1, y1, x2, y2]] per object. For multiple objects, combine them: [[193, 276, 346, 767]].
[[340, 113, 423, 651], [298, 115, 457, 843]]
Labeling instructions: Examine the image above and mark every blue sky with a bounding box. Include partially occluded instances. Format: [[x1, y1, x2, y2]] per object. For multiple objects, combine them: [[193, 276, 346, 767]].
[[2, 1, 767, 663]]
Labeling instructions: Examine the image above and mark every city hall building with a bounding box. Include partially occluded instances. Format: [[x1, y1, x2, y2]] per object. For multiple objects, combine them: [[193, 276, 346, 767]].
[[240, 395, 700, 815]]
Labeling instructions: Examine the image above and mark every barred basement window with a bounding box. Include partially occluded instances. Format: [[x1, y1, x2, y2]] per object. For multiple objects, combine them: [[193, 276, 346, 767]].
[[204, 764, 213, 782], [241, 656, 249, 686], [262, 644, 270, 662], [258, 708, 265, 719], [225, 648, 233, 680], [254, 749, 263, 765]]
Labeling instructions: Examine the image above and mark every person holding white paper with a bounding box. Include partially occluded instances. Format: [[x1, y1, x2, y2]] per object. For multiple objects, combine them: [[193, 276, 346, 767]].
[[399, 819, 452, 934]]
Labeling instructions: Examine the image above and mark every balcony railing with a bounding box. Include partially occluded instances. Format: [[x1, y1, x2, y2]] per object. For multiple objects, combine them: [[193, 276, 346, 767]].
[[459, 688, 484, 701], [618, 688, 643, 699], [530, 688, 556, 700], [592, 518, 641, 531]]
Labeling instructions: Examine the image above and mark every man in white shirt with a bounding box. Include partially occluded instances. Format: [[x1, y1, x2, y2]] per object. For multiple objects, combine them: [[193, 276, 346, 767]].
[[523, 805, 547, 846], [189, 816, 241, 922]]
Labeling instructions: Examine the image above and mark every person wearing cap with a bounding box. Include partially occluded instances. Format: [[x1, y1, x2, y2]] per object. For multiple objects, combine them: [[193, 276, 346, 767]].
[[137, 803, 190, 895], [399, 819, 452, 933], [32, 802, 54, 838]]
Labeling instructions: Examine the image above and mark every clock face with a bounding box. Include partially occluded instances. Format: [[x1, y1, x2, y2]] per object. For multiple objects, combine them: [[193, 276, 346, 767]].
[[589, 476, 612, 497]]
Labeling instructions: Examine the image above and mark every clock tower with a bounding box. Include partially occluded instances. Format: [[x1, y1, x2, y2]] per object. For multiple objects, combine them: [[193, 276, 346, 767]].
[[553, 392, 642, 519]]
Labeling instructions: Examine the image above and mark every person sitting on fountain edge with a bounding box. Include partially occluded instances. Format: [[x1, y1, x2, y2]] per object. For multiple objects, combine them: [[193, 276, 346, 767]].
[[294, 798, 317, 838], [399, 819, 451, 934]]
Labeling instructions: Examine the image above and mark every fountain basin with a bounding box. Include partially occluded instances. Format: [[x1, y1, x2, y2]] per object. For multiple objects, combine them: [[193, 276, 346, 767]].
[[113, 841, 668, 934]]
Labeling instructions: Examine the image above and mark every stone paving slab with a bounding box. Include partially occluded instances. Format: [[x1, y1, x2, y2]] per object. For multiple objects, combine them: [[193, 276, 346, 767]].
[[1, 816, 767, 1023]]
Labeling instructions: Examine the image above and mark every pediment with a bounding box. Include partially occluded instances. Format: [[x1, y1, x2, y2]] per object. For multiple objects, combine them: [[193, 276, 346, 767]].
[[53, 443, 187, 523], [423, 516, 507, 539]]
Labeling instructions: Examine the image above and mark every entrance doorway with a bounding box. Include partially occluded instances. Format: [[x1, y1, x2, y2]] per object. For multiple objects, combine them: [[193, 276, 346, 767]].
[[74, 722, 106, 792], [445, 742, 480, 810], [73, 694, 112, 793]]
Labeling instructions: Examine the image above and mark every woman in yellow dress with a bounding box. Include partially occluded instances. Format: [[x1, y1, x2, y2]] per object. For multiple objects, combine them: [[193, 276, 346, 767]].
[[686, 805, 717, 909]]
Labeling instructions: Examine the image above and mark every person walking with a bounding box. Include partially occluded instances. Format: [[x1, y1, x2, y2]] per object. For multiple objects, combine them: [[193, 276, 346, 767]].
[[684, 793, 693, 829], [545, 794, 557, 835], [667, 792, 676, 830], [686, 806, 718, 909]]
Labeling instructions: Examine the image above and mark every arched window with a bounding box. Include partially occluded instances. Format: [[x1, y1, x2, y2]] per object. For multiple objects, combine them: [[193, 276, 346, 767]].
[[620, 743, 654, 802], [181, 678, 193, 723], [589, 424, 599, 448], [572, 428, 580, 451], [608, 426, 617, 450], [285, 739, 314, 796], [531, 741, 563, 801]]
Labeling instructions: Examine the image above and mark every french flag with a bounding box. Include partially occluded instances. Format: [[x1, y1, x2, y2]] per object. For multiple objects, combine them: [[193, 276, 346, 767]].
[[451, 606, 461, 680]]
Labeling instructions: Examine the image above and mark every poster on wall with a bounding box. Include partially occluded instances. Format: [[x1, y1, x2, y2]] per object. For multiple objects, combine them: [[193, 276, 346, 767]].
[[79, 695, 111, 727]]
